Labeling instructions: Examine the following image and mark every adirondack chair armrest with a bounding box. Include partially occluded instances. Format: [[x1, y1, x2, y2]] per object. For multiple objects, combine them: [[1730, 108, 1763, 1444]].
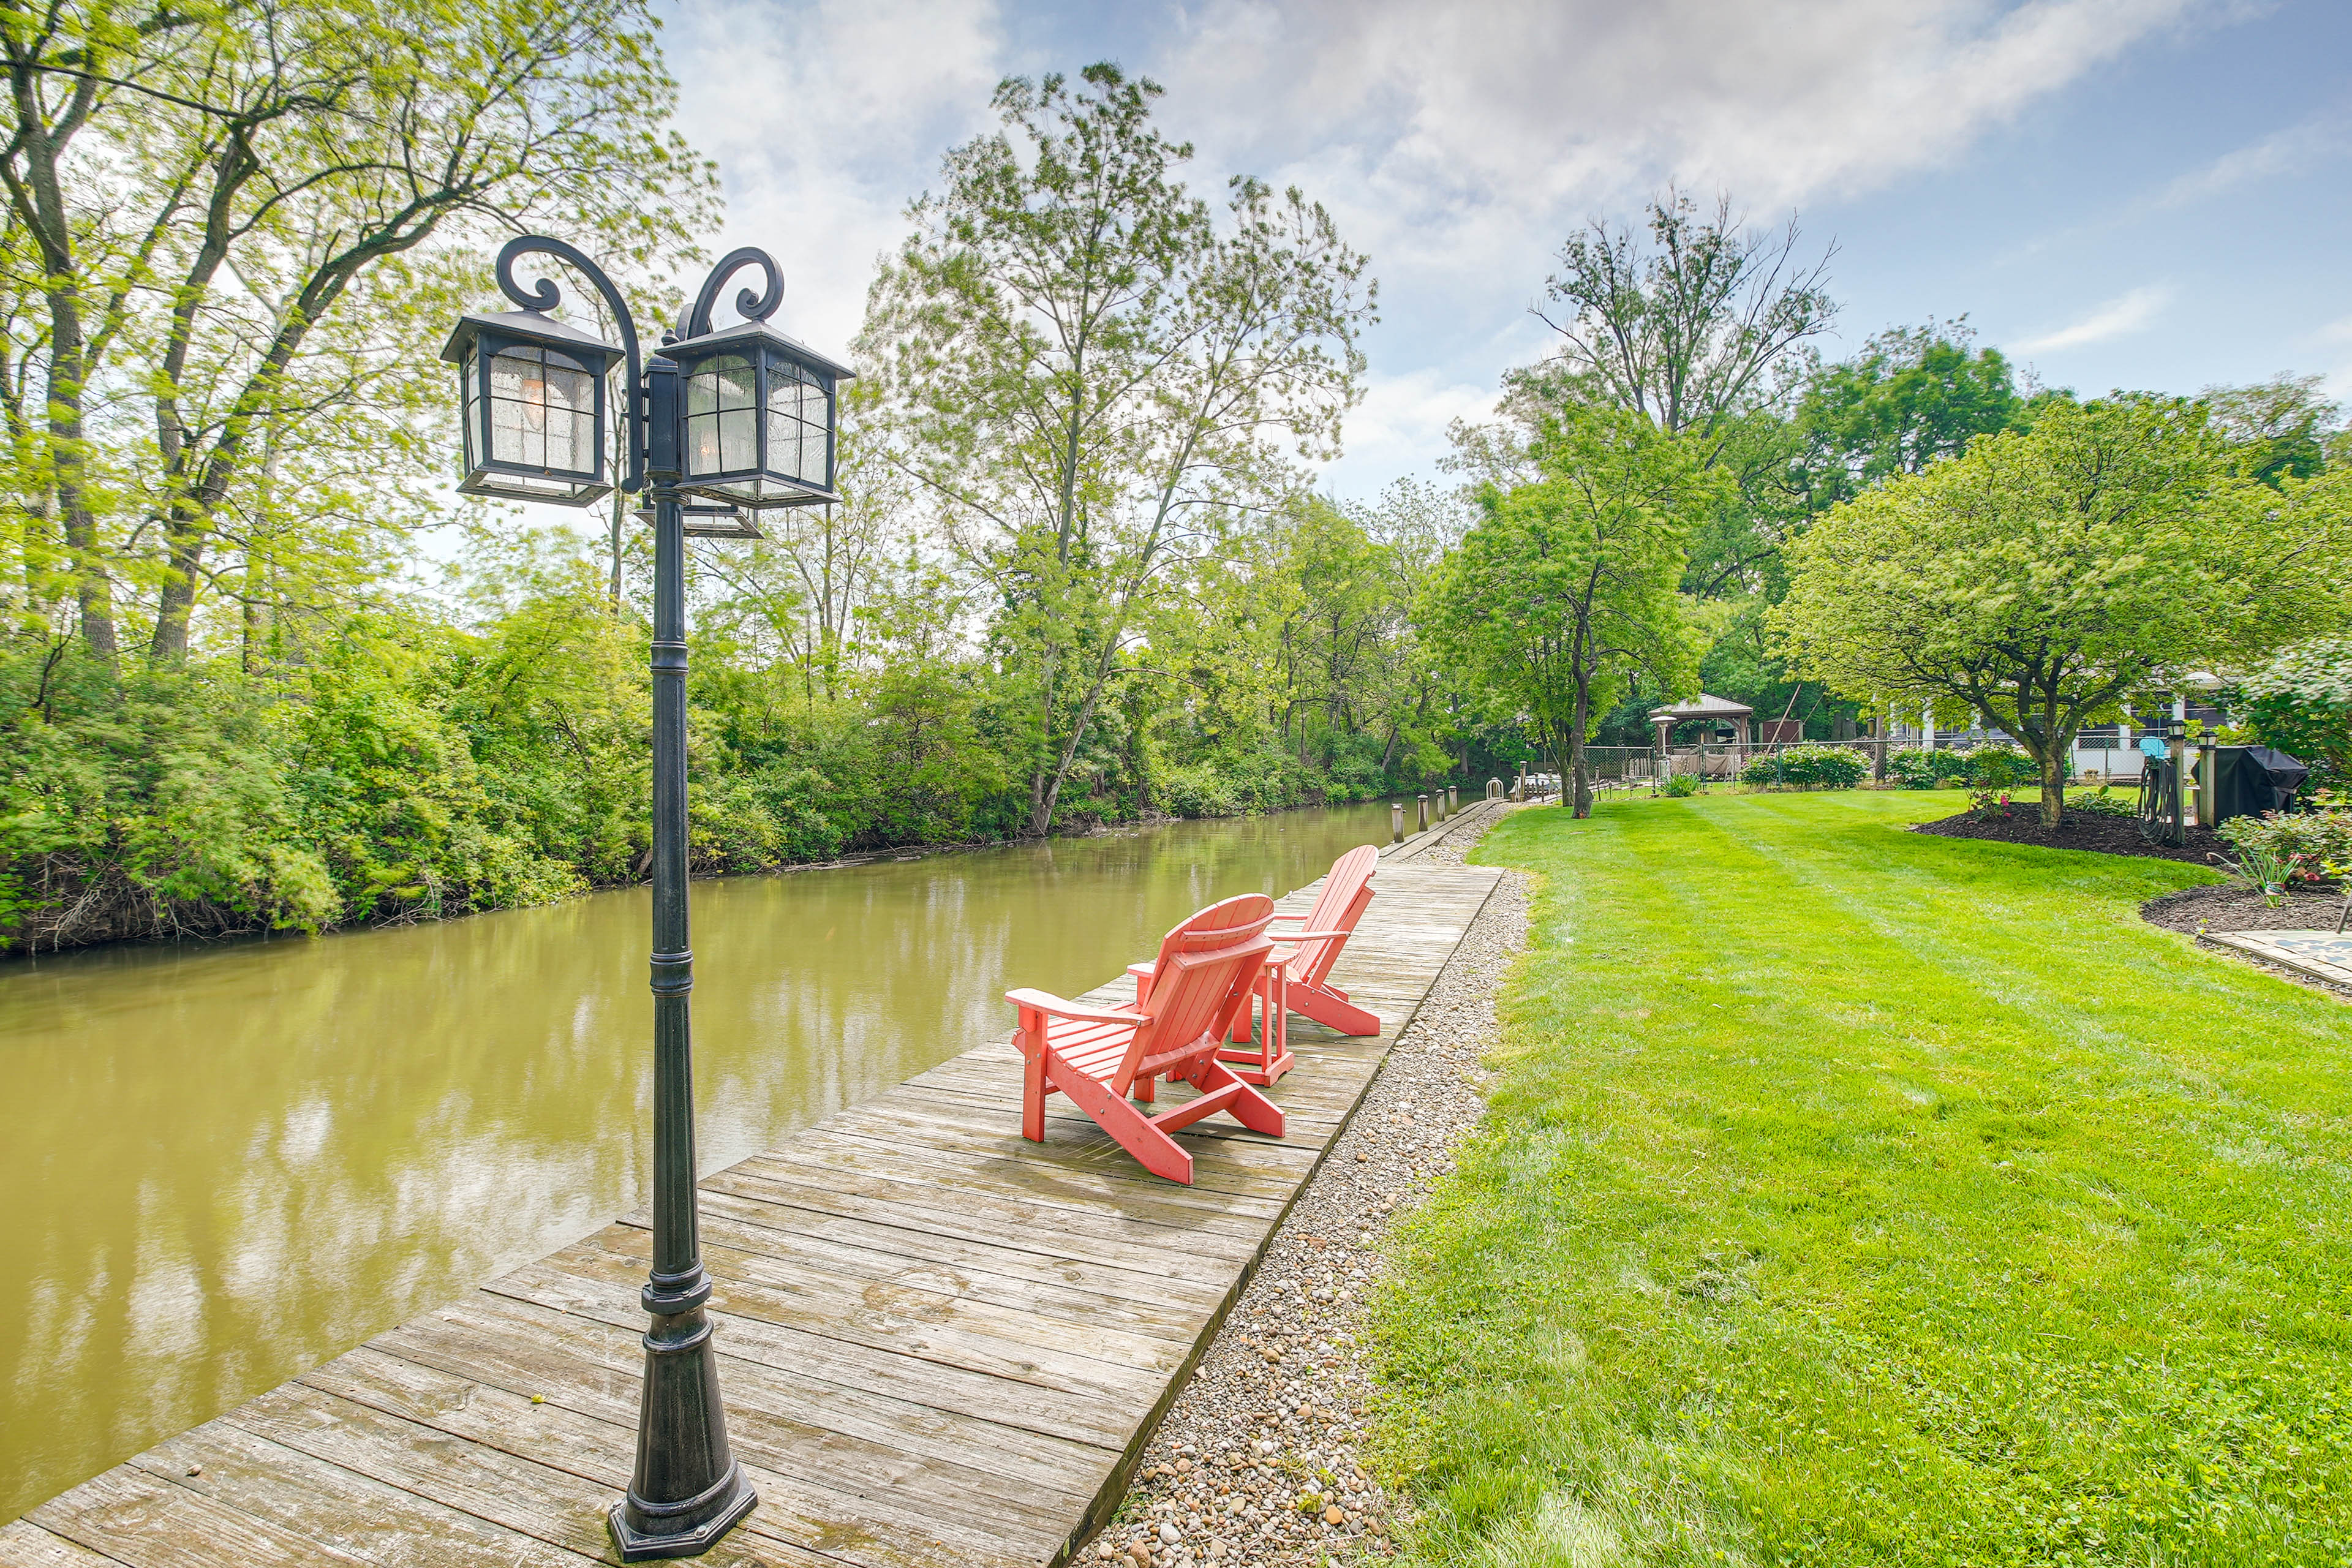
[[1005, 987, 1136, 1025], [1276, 928, 1353, 942]]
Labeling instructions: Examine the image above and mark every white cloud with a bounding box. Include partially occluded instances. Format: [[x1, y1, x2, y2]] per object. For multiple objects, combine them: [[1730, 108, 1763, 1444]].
[[2014, 284, 2173, 353], [1321, 369, 1499, 500], [1155, 0, 2211, 279], [2149, 113, 2349, 209], [1145, 0, 2222, 484], [648, 0, 2236, 491], [659, 0, 1010, 357]]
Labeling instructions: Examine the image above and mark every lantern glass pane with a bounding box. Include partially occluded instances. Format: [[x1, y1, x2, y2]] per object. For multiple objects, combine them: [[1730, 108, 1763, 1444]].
[[685, 354, 758, 477], [461, 344, 481, 472], [545, 349, 594, 472], [764, 360, 827, 486], [484, 344, 597, 478]]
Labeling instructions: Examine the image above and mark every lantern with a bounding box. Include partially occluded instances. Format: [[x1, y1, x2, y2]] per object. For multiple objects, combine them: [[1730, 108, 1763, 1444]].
[[663, 320, 854, 510], [439, 309, 624, 507], [638, 500, 765, 540]]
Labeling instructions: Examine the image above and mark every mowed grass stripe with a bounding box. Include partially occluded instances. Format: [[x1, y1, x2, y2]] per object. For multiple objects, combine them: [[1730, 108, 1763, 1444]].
[[1371, 791, 2352, 1568]]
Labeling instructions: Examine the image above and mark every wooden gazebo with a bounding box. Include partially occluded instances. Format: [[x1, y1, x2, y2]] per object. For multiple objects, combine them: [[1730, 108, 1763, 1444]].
[[1649, 693, 1754, 750]]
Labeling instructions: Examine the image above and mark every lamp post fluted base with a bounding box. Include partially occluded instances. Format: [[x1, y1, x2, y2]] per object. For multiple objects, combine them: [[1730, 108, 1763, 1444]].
[[608, 1272, 756, 1561], [609, 1465, 756, 1562]]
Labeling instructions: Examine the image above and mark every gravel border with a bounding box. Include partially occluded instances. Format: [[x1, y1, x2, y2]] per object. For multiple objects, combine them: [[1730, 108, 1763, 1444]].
[[1085, 813, 1530, 1568]]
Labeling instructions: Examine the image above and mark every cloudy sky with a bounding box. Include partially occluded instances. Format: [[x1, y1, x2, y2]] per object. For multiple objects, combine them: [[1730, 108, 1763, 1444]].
[[655, 0, 2351, 501]]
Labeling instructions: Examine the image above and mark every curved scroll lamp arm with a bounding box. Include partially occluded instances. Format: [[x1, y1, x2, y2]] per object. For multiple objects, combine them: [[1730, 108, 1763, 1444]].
[[683, 246, 785, 336], [494, 235, 646, 494]]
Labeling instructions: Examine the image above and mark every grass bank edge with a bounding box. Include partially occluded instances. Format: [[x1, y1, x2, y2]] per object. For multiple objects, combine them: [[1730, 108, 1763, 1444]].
[[1366, 793, 2352, 1567]]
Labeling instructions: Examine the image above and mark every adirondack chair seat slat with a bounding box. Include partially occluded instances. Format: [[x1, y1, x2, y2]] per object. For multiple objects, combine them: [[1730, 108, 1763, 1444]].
[[1006, 894, 1286, 1185], [1050, 1021, 1140, 1055]]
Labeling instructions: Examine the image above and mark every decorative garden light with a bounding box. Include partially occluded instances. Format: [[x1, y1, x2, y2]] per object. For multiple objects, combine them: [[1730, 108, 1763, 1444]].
[[440, 307, 625, 506], [664, 249, 851, 510], [443, 235, 855, 1562]]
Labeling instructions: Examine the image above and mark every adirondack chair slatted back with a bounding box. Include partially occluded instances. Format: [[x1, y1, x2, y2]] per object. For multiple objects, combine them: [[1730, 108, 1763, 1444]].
[[1291, 845, 1378, 988], [1115, 894, 1274, 1093]]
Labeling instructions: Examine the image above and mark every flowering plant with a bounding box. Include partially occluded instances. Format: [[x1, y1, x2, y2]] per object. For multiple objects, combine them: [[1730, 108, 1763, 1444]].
[[1967, 787, 2022, 822]]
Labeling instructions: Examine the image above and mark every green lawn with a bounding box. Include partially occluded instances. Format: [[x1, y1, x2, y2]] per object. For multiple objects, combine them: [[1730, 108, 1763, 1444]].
[[1371, 790, 2352, 1568]]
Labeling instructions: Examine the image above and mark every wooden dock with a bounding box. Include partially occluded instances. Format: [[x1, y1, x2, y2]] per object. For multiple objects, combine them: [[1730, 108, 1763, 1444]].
[[4, 840, 1506, 1568]]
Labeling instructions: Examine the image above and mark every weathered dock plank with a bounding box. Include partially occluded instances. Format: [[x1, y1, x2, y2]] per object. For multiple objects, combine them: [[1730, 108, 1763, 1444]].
[[7, 854, 1503, 1568]]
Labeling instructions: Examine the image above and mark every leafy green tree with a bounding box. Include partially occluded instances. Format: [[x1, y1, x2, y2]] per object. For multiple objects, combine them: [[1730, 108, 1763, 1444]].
[[2238, 633, 2352, 783], [859, 63, 1371, 835], [1676, 324, 2022, 605], [858, 564, 1010, 843], [1146, 537, 1290, 783], [1, 0, 715, 662], [695, 500, 890, 707], [1677, 325, 2028, 718], [2203, 374, 2343, 488], [1787, 323, 2023, 510], [1773, 398, 2351, 825], [1348, 479, 1469, 780], [1272, 500, 1391, 758], [1529, 189, 1836, 451], [1425, 405, 1710, 817], [1473, 189, 1839, 728]]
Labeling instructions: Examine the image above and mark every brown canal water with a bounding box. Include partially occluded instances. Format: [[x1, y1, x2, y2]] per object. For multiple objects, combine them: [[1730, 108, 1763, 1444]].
[[0, 801, 1393, 1520]]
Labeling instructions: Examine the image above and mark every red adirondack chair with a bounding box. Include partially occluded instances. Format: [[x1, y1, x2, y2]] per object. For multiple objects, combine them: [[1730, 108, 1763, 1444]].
[[1129, 940, 1292, 1087], [1265, 843, 1381, 1038], [1129, 845, 1384, 1078], [1007, 894, 1285, 1185]]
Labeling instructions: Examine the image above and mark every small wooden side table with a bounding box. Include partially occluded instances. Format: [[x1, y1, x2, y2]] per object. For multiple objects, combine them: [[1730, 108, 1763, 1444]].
[[1126, 951, 1294, 1088]]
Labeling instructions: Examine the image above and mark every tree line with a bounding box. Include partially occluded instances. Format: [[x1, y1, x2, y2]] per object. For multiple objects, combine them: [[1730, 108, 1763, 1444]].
[[3, 10, 2340, 949], [1433, 194, 2351, 823]]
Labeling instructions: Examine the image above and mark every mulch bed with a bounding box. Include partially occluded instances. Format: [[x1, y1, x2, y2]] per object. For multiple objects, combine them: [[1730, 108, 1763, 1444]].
[[1913, 807, 2224, 865], [1916, 807, 2352, 995], [2142, 884, 2352, 1002], [2141, 883, 2348, 935]]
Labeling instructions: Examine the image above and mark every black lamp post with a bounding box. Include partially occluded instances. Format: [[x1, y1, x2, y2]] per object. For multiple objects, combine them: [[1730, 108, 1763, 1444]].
[[2165, 713, 2188, 848], [441, 235, 850, 1561]]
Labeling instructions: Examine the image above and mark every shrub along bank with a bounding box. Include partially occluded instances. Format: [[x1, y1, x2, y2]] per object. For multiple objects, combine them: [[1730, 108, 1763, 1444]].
[[1736, 745, 1870, 788], [1882, 744, 2035, 789], [0, 614, 1433, 954]]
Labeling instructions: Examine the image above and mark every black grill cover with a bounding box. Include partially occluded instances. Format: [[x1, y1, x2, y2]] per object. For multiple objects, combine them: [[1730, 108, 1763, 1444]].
[[2212, 745, 2310, 823]]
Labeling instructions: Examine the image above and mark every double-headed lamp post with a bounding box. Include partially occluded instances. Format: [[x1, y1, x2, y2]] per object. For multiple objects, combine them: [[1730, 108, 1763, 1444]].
[[439, 236, 853, 1561]]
